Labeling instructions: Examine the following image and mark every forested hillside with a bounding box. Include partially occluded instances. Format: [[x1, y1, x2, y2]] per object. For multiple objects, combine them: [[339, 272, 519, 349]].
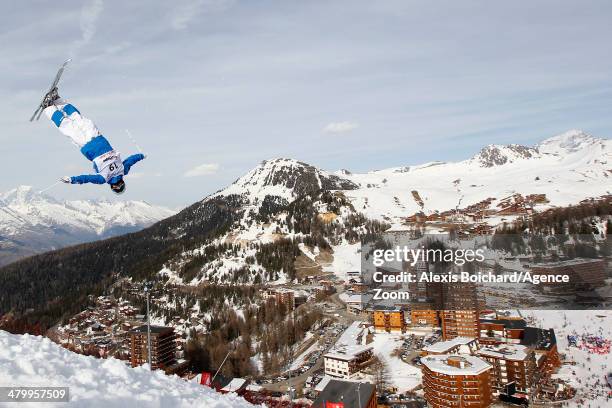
[[0, 195, 242, 329]]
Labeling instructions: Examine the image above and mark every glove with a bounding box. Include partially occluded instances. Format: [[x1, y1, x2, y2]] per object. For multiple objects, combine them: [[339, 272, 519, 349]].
[[60, 176, 72, 184]]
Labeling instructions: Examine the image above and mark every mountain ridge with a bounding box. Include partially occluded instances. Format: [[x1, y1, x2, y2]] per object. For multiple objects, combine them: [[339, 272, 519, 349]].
[[206, 130, 610, 226], [0, 186, 175, 266]]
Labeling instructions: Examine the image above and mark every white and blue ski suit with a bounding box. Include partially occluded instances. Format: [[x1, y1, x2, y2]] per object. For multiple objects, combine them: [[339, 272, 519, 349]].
[[44, 99, 144, 185]]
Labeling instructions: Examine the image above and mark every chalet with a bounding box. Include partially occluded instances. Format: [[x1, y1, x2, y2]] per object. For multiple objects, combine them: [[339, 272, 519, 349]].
[[525, 193, 549, 204], [406, 211, 426, 223], [351, 282, 369, 293], [426, 213, 443, 222], [372, 305, 406, 333], [410, 308, 440, 327]]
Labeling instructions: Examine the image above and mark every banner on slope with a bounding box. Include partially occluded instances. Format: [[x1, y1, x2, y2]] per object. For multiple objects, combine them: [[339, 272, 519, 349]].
[[200, 372, 212, 387]]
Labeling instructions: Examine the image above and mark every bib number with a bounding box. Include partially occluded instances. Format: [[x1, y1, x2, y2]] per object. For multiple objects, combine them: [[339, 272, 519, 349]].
[[94, 150, 124, 182]]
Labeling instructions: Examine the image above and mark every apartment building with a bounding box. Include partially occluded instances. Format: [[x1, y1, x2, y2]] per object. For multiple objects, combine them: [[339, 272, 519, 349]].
[[130, 325, 177, 371], [372, 306, 406, 333], [477, 344, 537, 394], [422, 354, 493, 408]]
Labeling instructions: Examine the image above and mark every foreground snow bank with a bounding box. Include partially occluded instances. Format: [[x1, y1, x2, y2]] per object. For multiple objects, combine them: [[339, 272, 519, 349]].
[[0, 331, 255, 408]]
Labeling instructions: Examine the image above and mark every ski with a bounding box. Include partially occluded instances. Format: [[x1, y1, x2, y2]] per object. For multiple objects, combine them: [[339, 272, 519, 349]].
[[29, 58, 72, 122]]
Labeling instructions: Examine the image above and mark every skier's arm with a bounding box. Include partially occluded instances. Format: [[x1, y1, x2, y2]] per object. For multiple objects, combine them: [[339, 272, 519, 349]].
[[123, 153, 146, 175], [69, 174, 106, 185]]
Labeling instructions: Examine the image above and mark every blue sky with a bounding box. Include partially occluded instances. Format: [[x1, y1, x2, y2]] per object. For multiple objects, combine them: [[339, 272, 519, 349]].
[[1, 0, 611, 207]]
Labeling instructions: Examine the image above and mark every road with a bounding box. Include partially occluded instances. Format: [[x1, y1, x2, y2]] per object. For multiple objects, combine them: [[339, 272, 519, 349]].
[[262, 284, 356, 393], [262, 354, 324, 393]]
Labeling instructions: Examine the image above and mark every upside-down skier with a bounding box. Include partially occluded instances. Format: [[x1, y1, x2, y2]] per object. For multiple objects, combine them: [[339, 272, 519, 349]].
[[39, 88, 145, 195], [31, 61, 145, 195]]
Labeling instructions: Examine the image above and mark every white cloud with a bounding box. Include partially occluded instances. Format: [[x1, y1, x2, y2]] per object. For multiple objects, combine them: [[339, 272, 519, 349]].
[[183, 163, 220, 177], [70, 0, 104, 56], [323, 121, 359, 134], [80, 0, 104, 43], [171, 0, 234, 30]]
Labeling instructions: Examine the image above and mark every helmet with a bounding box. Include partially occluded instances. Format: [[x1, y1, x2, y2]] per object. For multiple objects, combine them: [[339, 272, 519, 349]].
[[110, 178, 126, 195]]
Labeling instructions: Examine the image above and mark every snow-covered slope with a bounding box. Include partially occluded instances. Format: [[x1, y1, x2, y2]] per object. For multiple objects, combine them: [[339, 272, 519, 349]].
[[522, 310, 612, 407], [0, 186, 175, 266], [337, 130, 611, 224], [0, 331, 256, 408]]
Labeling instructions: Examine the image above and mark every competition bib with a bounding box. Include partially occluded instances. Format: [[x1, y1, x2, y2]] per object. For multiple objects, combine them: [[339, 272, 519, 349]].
[[93, 150, 124, 182]]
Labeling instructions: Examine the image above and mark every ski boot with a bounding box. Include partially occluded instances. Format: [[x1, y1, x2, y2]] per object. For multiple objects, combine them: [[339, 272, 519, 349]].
[[41, 87, 60, 110]]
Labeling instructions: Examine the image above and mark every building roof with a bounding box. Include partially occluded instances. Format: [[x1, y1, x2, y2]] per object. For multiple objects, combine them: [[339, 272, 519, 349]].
[[375, 266, 403, 274], [531, 258, 604, 268], [325, 321, 373, 361], [312, 380, 375, 408], [267, 288, 295, 294], [220, 378, 248, 392], [314, 375, 333, 392], [245, 384, 263, 392], [423, 337, 476, 353], [422, 354, 491, 376], [210, 374, 248, 392], [520, 327, 556, 350], [325, 346, 373, 361], [371, 304, 402, 311], [346, 294, 373, 305], [480, 318, 527, 330], [477, 344, 529, 361], [495, 310, 523, 319], [130, 325, 174, 335]]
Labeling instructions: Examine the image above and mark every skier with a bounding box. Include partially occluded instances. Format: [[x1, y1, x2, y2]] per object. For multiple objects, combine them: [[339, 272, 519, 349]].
[[41, 89, 145, 195]]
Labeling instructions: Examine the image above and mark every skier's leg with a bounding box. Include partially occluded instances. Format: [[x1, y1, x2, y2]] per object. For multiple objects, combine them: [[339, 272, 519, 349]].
[[43, 99, 100, 148]]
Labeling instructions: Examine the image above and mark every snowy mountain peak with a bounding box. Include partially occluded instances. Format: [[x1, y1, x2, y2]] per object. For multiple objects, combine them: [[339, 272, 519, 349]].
[[471, 144, 538, 167], [1, 185, 56, 205], [218, 158, 358, 201], [467, 130, 609, 167], [537, 129, 603, 155]]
